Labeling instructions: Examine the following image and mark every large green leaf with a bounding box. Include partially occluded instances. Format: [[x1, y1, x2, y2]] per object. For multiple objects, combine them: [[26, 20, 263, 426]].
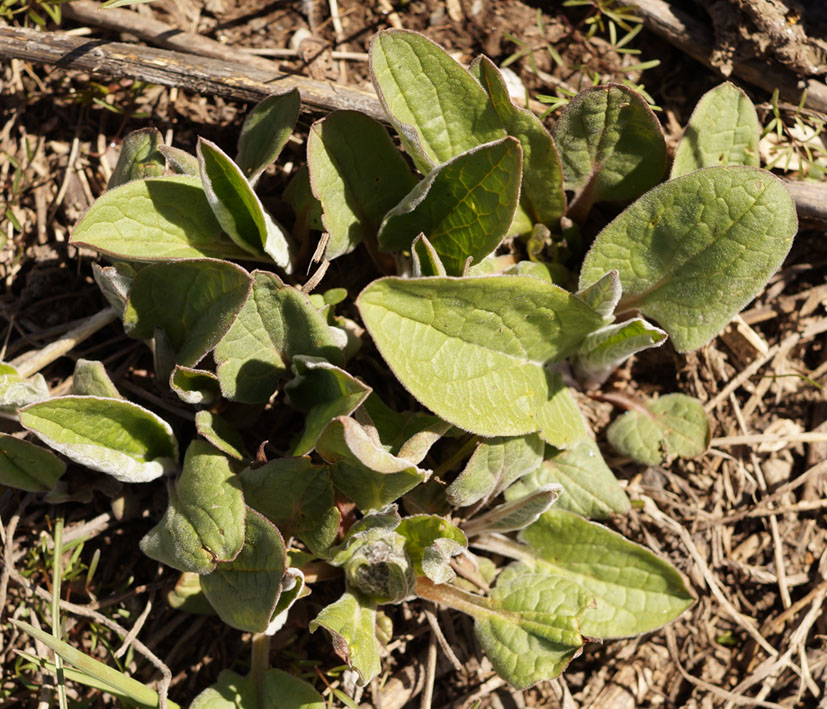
[[198, 138, 293, 271], [472, 564, 590, 689], [201, 508, 288, 633], [506, 438, 630, 520], [140, 440, 245, 574], [70, 175, 255, 262], [518, 509, 694, 638], [20, 396, 178, 483], [446, 434, 544, 507], [107, 127, 165, 189], [214, 270, 342, 403], [124, 258, 251, 368], [310, 591, 381, 685], [470, 56, 566, 227], [190, 668, 324, 709], [239, 457, 340, 558], [671, 82, 760, 178], [317, 416, 428, 511], [378, 138, 522, 275], [607, 393, 710, 465], [0, 434, 66, 492], [579, 166, 797, 351], [357, 276, 604, 438], [552, 84, 666, 218], [308, 110, 417, 259], [369, 29, 505, 170], [236, 89, 300, 185]]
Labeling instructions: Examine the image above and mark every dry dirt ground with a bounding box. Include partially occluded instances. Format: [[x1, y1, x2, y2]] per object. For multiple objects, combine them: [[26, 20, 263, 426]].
[[1, 1, 827, 707]]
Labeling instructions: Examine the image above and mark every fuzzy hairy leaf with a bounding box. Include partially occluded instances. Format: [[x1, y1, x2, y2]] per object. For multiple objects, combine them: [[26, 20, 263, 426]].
[[108, 127, 165, 189], [140, 440, 245, 574], [190, 669, 324, 709], [580, 167, 797, 351], [0, 434, 66, 492], [70, 175, 255, 262], [357, 276, 604, 438], [308, 110, 417, 259], [378, 138, 522, 275], [236, 89, 300, 185], [370, 30, 505, 170], [672, 82, 760, 177], [20, 396, 178, 484], [607, 393, 711, 465]]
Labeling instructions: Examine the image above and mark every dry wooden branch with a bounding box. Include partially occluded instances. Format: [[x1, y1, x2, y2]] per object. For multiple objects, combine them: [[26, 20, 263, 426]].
[[619, 0, 827, 113], [0, 25, 385, 121]]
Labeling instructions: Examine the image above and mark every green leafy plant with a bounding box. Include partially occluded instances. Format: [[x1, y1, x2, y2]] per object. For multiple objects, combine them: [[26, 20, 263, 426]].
[[3, 29, 798, 706]]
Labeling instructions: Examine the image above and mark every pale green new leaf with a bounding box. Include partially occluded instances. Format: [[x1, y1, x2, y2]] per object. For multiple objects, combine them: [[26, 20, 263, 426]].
[[108, 127, 165, 189], [474, 564, 590, 689], [190, 668, 324, 709], [357, 276, 604, 438], [236, 89, 300, 185], [214, 270, 342, 403], [411, 234, 447, 277], [198, 138, 293, 271], [572, 317, 667, 388], [239, 457, 340, 558], [519, 509, 694, 637], [575, 269, 620, 320], [446, 434, 544, 507], [552, 84, 666, 213], [579, 167, 797, 351], [370, 30, 505, 170], [139, 440, 245, 574], [310, 591, 381, 685], [70, 175, 255, 262], [470, 55, 566, 227], [506, 438, 630, 520], [72, 359, 122, 399], [201, 508, 287, 633], [607, 393, 711, 465], [158, 145, 199, 176], [308, 110, 417, 259], [20, 396, 178, 483], [378, 138, 522, 275], [286, 357, 371, 456], [124, 258, 251, 368], [0, 434, 66, 492], [92, 263, 133, 318], [672, 82, 760, 178]]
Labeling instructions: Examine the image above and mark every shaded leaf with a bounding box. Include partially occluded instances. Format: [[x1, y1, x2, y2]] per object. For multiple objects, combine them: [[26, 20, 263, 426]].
[[308, 110, 417, 259], [411, 234, 447, 277], [236, 89, 300, 185], [169, 366, 220, 406], [579, 166, 797, 351], [195, 411, 246, 461], [108, 127, 165, 189], [158, 145, 199, 176], [574, 269, 620, 320], [396, 514, 466, 584], [446, 434, 544, 508], [72, 359, 122, 399], [201, 508, 287, 633], [378, 138, 522, 275], [91, 262, 134, 318], [462, 485, 560, 537], [124, 258, 251, 368], [239, 457, 340, 558], [0, 434, 66, 492], [214, 270, 342, 404], [553, 84, 666, 216], [20, 396, 178, 484], [167, 572, 216, 616], [190, 669, 324, 709]]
